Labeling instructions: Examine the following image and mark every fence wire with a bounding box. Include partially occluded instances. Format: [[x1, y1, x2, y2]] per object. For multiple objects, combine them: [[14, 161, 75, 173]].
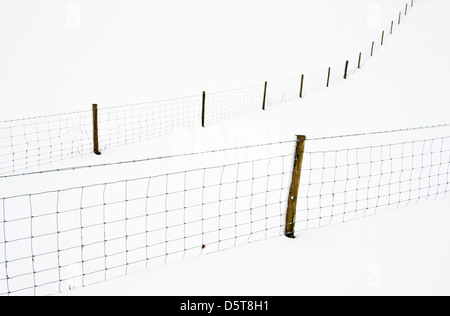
[[97, 95, 202, 150], [294, 136, 450, 232], [265, 77, 302, 108], [0, 112, 93, 177]]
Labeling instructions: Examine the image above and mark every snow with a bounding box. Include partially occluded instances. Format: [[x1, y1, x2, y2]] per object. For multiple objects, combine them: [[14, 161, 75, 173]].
[[0, 0, 449, 296], [60, 199, 450, 296]]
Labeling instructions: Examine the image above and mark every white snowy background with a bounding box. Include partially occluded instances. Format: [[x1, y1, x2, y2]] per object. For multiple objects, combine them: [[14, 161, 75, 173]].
[[0, 0, 449, 295]]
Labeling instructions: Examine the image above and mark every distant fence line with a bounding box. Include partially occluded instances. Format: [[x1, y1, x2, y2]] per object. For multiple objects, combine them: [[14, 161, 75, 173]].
[[1, 121, 449, 296], [0, 2, 416, 177]]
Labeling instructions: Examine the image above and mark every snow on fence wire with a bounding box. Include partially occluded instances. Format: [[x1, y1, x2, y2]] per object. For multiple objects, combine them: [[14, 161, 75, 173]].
[[0, 2, 415, 177], [1, 122, 449, 296]]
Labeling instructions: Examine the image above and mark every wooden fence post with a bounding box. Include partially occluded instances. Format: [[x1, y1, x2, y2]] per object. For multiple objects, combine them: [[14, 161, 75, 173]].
[[202, 91, 206, 128], [405, 3, 408, 16], [262, 81, 268, 111], [344, 61, 349, 79], [358, 53, 362, 69], [381, 30, 385, 46], [285, 135, 306, 239], [371, 41, 375, 57], [299, 74, 304, 98], [327, 67, 331, 87], [411, 0, 414, 8], [92, 104, 101, 155], [399, 11, 402, 25], [391, 21, 394, 34]]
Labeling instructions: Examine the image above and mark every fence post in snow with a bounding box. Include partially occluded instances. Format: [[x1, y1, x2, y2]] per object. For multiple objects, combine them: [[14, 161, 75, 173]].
[[202, 91, 206, 128], [405, 3, 408, 16], [399, 11, 402, 25], [92, 104, 101, 155], [358, 53, 362, 69], [285, 135, 306, 239], [391, 21, 394, 34], [411, 0, 414, 8], [262, 81, 268, 111], [344, 61, 349, 79], [381, 31, 385, 46], [299, 74, 304, 98], [371, 41, 375, 57], [327, 67, 331, 87]]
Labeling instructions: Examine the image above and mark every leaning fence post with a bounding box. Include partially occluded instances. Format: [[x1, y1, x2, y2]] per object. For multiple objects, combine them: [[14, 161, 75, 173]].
[[202, 91, 206, 128], [398, 11, 402, 25], [299, 74, 304, 98], [358, 53, 362, 69], [327, 67, 331, 87], [344, 61, 349, 79], [371, 41, 375, 57], [411, 0, 414, 8], [262, 81, 268, 111], [391, 21, 394, 34], [285, 135, 306, 239], [92, 104, 101, 155], [405, 3, 408, 16], [381, 30, 385, 46]]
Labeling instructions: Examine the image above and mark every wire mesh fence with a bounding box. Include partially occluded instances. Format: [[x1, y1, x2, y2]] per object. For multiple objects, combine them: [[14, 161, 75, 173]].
[[0, 2, 415, 177], [265, 77, 302, 108], [294, 136, 450, 233], [0, 111, 93, 177], [205, 85, 266, 126], [302, 68, 331, 97], [1, 122, 449, 296], [97, 95, 202, 150], [0, 1, 425, 295], [0, 140, 296, 296]]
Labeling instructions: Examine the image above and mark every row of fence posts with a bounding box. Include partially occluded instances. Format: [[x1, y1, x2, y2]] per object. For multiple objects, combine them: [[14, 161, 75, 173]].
[[89, 1, 413, 238], [91, 1, 413, 156], [198, 2, 411, 125]]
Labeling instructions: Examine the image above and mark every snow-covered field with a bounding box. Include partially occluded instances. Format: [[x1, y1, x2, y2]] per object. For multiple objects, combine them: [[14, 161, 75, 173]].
[[1, 0, 449, 296], [61, 199, 450, 296]]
